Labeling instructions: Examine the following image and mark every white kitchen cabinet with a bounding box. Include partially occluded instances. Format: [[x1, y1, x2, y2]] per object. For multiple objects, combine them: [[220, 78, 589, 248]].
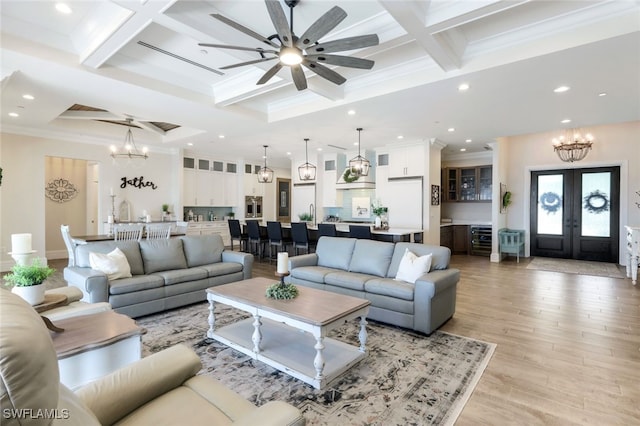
[[224, 168, 238, 206], [321, 169, 343, 207], [183, 168, 197, 206], [184, 156, 238, 207], [389, 143, 425, 178], [185, 222, 231, 246], [244, 167, 264, 197]]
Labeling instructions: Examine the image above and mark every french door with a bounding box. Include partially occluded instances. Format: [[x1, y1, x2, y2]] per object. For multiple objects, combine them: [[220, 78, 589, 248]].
[[530, 167, 619, 262]]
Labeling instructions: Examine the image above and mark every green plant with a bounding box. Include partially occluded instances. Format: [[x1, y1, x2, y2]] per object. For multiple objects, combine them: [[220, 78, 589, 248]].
[[342, 168, 360, 183], [3, 260, 55, 287], [265, 282, 299, 300], [228, 211, 235, 218], [162, 204, 169, 212], [298, 212, 313, 221], [371, 201, 388, 217], [502, 191, 512, 209]]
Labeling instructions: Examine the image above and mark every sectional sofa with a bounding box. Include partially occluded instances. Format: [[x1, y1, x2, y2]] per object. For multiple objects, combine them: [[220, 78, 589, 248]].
[[64, 234, 252, 318], [285, 237, 459, 335]]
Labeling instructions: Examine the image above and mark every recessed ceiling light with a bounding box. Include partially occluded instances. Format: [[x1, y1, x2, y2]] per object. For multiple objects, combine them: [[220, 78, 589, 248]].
[[22, 94, 34, 100], [448, 128, 455, 132], [554, 85, 570, 93], [187, 143, 193, 146], [465, 139, 472, 143], [8, 112, 19, 117], [218, 134, 225, 139], [598, 92, 607, 97], [397, 135, 404, 139], [55, 3, 72, 14], [458, 83, 469, 92], [317, 148, 322, 151], [286, 151, 291, 155], [347, 110, 356, 115], [561, 119, 571, 124], [353, 142, 359, 146], [460, 148, 466, 152]]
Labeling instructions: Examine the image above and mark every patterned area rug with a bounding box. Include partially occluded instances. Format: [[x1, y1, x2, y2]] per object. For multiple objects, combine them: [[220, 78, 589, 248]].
[[526, 257, 626, 278], [137, 302, 495, 426]]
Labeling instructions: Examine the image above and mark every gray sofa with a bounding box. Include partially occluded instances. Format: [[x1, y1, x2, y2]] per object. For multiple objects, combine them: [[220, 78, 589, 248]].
[[64, 234, 252, 318], [285, 237, 459, 335]]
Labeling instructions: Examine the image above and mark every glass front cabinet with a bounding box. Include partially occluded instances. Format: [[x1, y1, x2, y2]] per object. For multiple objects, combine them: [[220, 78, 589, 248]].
[[442, 166, 492, 202]]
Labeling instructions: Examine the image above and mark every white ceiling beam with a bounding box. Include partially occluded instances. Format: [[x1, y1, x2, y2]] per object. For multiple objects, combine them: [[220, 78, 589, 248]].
[[425, 0, 529, 33], [378, 0, 461, 72]]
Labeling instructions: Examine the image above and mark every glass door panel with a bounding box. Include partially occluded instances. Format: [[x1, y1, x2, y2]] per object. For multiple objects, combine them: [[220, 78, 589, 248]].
[[536, 174, 564, 235], [581, 172, 611, 237]]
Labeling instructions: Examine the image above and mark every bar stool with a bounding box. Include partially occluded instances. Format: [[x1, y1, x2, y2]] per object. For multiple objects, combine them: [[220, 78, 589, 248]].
[[317, 223, 337, 238], [228, 219, 249, 251], [246, 220, 267, 260], [266, 221, 292, 263], [291, 222, 316, 255], [349, 225, 372, 239]]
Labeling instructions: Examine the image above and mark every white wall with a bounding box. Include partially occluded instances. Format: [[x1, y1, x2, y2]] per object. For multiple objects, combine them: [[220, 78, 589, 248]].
[[500, 120, 640, 263], [0, 132, 180, 270]]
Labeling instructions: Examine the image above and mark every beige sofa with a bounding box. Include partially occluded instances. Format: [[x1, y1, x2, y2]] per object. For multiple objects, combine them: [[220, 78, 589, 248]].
[[0, 289, 305, 426]]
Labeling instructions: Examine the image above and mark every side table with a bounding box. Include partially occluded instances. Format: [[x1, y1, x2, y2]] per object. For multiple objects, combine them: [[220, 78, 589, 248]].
[[50, 310, 142, 390]]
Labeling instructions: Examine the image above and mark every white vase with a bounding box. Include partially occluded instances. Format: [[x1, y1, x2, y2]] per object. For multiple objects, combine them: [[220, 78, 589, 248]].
[[11, 284, 45, 306], [375, 216, 382, 228]]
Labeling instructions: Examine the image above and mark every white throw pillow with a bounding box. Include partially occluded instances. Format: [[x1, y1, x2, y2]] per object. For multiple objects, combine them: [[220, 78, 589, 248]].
[[395, 248, 432, 284], [89, 247, 132, 281]]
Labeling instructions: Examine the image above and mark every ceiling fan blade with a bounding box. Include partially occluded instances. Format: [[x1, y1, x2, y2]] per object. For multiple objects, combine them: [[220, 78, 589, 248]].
[[220, 57, 278, 70], [265, 0, 293, 47], [302, 60, 346, 86], [305, 54, 374, 70], [306, 34, 379, 54], [257, 63, 283, 85], [198, 43, 278, 54], [296, 6, 347, 50], [209, 13, 279, 48], [290, 65, 308, 91]]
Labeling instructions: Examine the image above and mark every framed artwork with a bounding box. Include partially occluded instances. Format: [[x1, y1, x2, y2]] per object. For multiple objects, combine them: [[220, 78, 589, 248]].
[[500, 183, 508, 214], [352, 197, 371, 219], [431, 185, 440, 206]]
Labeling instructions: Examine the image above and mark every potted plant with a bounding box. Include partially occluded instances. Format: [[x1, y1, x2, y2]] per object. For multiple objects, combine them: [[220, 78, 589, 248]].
[[3, 259, 55, 306], [298, 212, 313, 222], [371, 201, 388, 229]]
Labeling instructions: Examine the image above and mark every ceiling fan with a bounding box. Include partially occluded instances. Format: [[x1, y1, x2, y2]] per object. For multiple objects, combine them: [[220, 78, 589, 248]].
[[198, 0, 379, 91]]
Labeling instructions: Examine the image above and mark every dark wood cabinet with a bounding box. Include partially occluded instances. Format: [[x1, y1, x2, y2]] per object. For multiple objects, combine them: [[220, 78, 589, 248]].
[[440, 226, 453, 251], [442, 166, 492, 202], [452, 225, 469, 254]]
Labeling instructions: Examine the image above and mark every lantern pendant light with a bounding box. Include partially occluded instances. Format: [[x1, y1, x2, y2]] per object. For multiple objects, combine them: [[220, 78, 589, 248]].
[[257, 145, 274, 183], [298, 138, 316, 181], [348, 127, 370, 177]]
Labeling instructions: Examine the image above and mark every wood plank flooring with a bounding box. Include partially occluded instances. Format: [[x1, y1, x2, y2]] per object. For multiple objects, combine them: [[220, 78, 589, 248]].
[[47, 254, 640, 424], [253, 255, 640, 425]]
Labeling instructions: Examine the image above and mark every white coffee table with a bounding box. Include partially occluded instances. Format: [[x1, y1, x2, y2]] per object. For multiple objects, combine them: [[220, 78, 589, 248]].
[[206, 277, 370, 390], [50, 311, 142, 390]]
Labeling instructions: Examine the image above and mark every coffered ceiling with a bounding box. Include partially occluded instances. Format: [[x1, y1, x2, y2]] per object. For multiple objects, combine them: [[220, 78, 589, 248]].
[[1, 0, 639, 167]]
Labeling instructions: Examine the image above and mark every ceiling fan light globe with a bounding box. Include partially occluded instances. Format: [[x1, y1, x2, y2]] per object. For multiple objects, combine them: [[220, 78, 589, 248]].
[[280, 47, 303, 66]]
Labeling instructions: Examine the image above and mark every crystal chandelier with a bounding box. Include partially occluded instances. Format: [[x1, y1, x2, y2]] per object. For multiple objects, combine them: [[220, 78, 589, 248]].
[[348, 127, 370, 177], [552, 129, 594, 162], [298, 138, 316, 181], [257, 145, 274, 183], [110, 118, 149, 162]]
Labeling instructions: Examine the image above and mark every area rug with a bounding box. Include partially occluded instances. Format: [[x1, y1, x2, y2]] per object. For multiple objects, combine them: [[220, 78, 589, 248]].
[[526, 257, 626, 278], [137, 302, 495, 426]]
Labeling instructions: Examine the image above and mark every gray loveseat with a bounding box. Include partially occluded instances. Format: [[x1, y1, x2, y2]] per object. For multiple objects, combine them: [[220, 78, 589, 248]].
[[64, 234, 252, 318], [285, 237, 459, 335]]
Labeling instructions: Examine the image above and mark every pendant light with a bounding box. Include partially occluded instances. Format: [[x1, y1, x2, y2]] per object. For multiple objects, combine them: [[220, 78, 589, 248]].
[[110, 118, 149, 163], [298, 138, 316, 181], [257, 145, 274, 183], [348, 127, 370, 177]]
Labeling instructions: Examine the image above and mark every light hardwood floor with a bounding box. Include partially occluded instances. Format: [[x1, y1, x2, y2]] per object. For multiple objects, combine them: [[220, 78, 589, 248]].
[[48, 254, 640, 424]]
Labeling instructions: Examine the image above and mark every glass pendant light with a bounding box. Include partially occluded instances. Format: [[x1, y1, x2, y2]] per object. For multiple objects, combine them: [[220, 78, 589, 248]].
[[348, 127, 370, 177], [298, 138, 316, 181], [257, 145, 274, 183]]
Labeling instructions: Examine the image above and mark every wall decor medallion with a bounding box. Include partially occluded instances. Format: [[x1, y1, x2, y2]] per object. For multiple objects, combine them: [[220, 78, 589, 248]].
[[45, 178, 78, 203]]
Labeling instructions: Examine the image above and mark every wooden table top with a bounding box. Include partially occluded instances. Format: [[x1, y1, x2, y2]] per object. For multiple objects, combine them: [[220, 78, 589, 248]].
[[207, 277, 370, 326], [50, 311, 142, 359]]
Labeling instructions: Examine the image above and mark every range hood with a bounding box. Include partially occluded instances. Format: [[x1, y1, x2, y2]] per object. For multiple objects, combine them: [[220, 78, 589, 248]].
[[336, 168, 375, 190]]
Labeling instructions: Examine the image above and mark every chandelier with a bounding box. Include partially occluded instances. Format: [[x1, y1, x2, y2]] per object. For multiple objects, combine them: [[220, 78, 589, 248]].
[[552, 129, 593, 162], [348, 127, 370, 177], [298, 138, 316, 181], [110, 118, 149, 161], [257, 145, 274, 183]]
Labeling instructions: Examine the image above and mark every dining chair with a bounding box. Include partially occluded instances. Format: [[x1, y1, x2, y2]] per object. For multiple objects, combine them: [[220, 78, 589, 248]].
[[290, 222, 316, 255], [145, 223, 172, 240], [228, 219, 249, 252], [317, 223, 337, 238], [266, 221, 292, 263], [246, 220, 268, 260], [113, 224, 144, 241], [349, 225, 372, 239], [60, 224, 79, 267]]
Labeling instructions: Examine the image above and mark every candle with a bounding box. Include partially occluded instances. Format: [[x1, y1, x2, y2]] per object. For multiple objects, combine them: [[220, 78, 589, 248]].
[[146, 214, 152, 223], [108, 215, 114, 224], [11, 233, 32, 254], [110, 187, 114, 196], [277, 252, 289, 274]]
